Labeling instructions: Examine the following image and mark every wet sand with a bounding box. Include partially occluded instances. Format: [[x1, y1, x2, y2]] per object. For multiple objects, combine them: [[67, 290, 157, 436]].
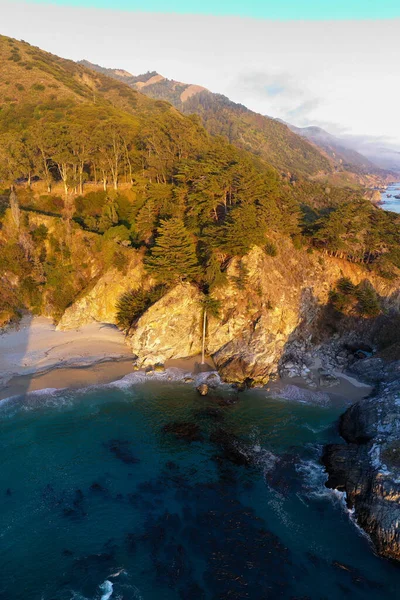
[[0, 358, 134, 401], [267, 370, 372, 405], [0, 315, 133, 398]]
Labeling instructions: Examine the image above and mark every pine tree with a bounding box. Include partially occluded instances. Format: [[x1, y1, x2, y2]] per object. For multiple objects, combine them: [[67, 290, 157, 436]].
[[145, 217, 200, 283]]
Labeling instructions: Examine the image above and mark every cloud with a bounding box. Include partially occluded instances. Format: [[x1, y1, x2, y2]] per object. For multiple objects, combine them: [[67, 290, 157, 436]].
[[227, 70, 323, 125]]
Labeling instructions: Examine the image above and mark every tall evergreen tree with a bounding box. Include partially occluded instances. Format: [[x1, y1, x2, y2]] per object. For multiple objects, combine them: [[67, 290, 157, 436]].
[[145, 217, 200, 283]]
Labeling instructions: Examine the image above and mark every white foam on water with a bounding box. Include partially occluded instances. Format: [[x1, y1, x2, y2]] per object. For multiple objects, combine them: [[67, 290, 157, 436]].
[[297, 458, 375, 544], [99, 580, 113, 600], [268, 384, 330, 406], [0, 386, 75, 418], [296, 458, 331, 500], [69, 592, 89, 600], [301, 422, 329, 434], [0, 368, 225, 415], [266, 487, 299, 532], [105, 367, 223, 391], [257, 447, 280, 472], [0, 386, 64, 405], [109, 568, 126, 578]]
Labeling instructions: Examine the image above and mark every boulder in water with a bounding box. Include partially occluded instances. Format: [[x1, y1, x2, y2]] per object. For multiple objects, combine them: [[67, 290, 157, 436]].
[[323, 364, 400, 562], [197, 383, 209, 396]]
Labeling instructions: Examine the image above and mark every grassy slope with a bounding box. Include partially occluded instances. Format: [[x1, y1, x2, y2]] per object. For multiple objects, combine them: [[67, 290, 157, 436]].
[[0, 36, 183, 126]]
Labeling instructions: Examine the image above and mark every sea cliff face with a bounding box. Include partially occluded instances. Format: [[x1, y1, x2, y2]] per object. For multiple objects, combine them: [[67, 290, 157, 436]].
[[58, 240, 398, 383], [57, 254, 145, 330], [323, 358, 400, 561]]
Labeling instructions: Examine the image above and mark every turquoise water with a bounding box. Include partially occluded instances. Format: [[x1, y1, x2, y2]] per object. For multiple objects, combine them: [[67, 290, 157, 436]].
[[380, 182, 400, 213], [0, 377, 399, 599]]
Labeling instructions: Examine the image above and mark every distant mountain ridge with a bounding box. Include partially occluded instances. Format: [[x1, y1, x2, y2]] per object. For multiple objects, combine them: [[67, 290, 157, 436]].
[[283, 123, 379, 173], [79, 60, 334, 179], [79, 60, 393, 183]]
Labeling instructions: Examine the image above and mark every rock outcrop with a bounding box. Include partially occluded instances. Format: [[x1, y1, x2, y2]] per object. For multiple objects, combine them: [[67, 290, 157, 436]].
[[323, 358, 400, 561], [57, 254, 145, 330], [127, 243, 397, 380], [58, 239, 399, 383], [129, 283, 202, 366]]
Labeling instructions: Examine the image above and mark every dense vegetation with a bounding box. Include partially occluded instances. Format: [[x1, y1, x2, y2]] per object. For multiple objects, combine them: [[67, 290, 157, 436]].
[[1, 36, 399, 328], [329, 277, 382, 317]]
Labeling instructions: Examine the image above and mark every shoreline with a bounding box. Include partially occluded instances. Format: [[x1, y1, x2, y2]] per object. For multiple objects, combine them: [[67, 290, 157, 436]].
[[0, 315, 134, 399], [0, 316, 371, 405], [0, 357, 135, 401]]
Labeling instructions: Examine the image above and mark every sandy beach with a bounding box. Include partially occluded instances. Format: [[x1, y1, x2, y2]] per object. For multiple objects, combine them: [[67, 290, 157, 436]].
[[0, 315, 133, 399], [0, 315, 372, 404]]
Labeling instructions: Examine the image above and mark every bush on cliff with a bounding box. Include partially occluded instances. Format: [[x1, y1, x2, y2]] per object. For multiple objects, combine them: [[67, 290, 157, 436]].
[[116, 284, 167, 332]]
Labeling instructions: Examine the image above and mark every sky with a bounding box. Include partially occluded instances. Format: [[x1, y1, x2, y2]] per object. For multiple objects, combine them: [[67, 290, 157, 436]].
[[1, 1, 400, 150]]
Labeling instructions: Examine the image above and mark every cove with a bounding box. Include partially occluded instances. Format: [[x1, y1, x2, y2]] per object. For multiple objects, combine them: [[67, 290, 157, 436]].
[[0, 379, 399, 599]]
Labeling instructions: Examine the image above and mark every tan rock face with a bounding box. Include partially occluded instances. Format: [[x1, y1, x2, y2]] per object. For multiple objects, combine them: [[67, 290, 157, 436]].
[[129, 283, 202, 367], [59, 239, 399, 382], [57, 254, 145, 330]]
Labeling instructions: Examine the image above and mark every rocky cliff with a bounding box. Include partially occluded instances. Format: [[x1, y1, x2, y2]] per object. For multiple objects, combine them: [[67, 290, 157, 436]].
[[57, 253, 145, 330], [323, 358, 400, 561], [58, 239, 398, 383]]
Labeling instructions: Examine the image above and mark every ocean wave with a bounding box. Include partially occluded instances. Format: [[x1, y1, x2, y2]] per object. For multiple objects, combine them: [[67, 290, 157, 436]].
[[0, 368, 225, 415], [104, 367, 222, 390], [296, 457, 374, 543], [99, 580, 113, 600], [267, 384, 330, 406], [248, 428, 280, 471], [69, 571, 141, 600], [0, 386, 74, 418]]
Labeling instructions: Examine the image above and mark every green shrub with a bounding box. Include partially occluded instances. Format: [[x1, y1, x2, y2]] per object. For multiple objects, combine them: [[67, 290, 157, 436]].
[[31, 224, 48, 243], [355, 282, 381, 317], [329, 278, 381, 318], [231, 262, 249, 291], [328, 289, 351, 313], [264, 239, 277, 257], [104, 224, 130, 244], [31, 83, 45, 91], [116, 285, 167, 331], [336, 277, 355, 295]]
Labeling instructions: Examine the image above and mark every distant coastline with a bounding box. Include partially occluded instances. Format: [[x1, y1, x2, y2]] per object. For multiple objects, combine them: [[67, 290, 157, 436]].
[[378, 181, 400, 214]]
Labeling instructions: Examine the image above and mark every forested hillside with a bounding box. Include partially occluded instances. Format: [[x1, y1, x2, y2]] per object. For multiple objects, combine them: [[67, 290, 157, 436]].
[[80, 61, 333, 178], [1, 36, 399, 328]]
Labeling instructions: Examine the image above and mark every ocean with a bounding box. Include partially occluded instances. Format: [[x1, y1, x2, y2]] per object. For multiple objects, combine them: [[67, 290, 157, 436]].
[[0, 371, 399, 599], [380, 182, 400, 213]]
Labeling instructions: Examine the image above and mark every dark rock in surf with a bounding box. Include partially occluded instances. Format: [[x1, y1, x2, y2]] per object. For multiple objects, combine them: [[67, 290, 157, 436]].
[[90, 482, 106, 493], [210, 428, 252, 466], [163, 422, 203, 442], [323, 359, 400, 562], [105, 439, 140, 464], [194, 407, 224, 421]]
